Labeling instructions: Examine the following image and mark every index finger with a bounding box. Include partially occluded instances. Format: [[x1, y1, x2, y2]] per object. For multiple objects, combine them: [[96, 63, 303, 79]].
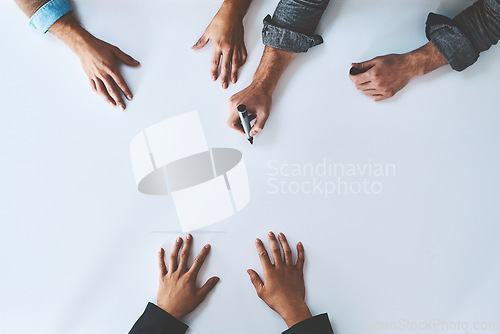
[[255, 238, 272, 272]]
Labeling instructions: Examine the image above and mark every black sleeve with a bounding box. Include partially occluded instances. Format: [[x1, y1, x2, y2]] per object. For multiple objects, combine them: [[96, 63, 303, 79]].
[[426, 0, 500, 71], [128, 303, 189, 334], [282, 313, 334, 334]]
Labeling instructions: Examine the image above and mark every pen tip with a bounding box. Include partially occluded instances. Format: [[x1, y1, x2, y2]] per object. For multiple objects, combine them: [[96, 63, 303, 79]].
[[249, 138, 253, 145]]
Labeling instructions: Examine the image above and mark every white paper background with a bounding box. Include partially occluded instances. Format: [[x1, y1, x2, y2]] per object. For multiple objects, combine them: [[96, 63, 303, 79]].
[[1, 0, 499, 333]]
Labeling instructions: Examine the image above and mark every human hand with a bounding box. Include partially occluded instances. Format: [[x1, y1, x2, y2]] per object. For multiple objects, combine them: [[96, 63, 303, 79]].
[[247, 232, 311, 328], [157, 234, 220, 320], [192, 0, 249, 88], [349, 53, 416, 101], [75, 36, 139, 110], [350, 42, 448, 101], [227, 83, 271, 136], [49, 14, 139, 110]]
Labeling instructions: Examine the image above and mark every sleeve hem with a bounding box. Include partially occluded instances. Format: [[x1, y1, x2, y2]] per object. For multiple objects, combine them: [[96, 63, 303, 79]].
[[262, 15, 324, 53], [28, 0, 73, 34], [282, 313, 334, 334], [425, 13, 478, 71]]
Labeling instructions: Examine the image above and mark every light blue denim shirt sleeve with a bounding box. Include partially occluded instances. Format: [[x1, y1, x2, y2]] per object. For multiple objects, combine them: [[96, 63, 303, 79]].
[[29, 0, 73, 33]]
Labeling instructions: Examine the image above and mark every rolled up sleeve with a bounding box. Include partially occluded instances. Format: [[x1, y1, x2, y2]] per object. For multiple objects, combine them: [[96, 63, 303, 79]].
[[28, 0, 73, 33], [426, 0, 500, 71], [262, 0, 331, 53]]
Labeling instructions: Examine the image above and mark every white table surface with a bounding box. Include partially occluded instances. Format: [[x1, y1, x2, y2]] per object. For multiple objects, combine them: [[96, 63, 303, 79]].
[[1, 0, 499, 333]]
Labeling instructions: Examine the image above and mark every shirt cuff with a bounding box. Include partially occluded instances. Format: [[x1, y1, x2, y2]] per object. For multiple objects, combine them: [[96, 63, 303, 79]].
[[282, 313, 334, 334], [129, 303, 189, 334], [425, 12, 478, 71], [29, 0, 73, 34], [262, 15, 324, 53]]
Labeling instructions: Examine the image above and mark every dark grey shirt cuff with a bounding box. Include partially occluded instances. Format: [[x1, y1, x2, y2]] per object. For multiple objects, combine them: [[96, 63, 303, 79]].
[[128, 302, 188, 334], [425, 13, 478, 71], [262, 15, 324, 53], [282, 313, 334, 334]]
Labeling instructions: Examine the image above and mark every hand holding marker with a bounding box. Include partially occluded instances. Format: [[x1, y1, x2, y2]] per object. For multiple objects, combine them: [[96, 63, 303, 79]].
[[237, 104, 254, 145]]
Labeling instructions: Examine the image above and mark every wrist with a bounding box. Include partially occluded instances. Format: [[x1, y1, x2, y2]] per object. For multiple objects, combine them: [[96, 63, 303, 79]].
[[48, 13, 92, 55], [157, 302, 184, 320], [406, 41, 447, 78], [220, 0, 251, 20], [280, 302, 312, 328]]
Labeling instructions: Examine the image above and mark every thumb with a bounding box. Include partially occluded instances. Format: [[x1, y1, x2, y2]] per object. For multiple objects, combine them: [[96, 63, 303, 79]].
[[250, 113, 269, 137], [192, 33, 210, 50], [197, 276, 220, 299], [247, 269, 264, 291]]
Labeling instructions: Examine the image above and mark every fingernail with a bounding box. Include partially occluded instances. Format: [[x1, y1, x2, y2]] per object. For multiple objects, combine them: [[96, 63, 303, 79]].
[[187, 234, 192, 240], [126, 94, 133, 100], [109, 102, 115, 106], [223, 83, 227, 89], [214, 277, 220, 282], [255, 238, 261, 244], [212, 76, 216, 81], [278, 233, 284, 238], [246, 270, 252, 275], [119, 105, 125, 111], [176, 237, 181, 243], [204, 244, 210, 249], [298, 242, 303, 247], [268, 231, 274, 237]]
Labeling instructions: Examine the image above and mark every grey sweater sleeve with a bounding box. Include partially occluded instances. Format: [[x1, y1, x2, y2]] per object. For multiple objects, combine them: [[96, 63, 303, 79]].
[[262, 0, 331, 53], [426, 0, 500, 71]]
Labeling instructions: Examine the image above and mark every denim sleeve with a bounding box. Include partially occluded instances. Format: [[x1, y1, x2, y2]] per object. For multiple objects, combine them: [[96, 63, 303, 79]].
[[282, 314, 334, 334], [262, 0, 331, 53], [426, 0, 500, 71], [28, 0, 73, 33]]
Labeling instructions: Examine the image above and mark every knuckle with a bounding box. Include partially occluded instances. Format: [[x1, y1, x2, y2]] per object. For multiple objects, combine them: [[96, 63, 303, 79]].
[[259, 251, 268, 257]]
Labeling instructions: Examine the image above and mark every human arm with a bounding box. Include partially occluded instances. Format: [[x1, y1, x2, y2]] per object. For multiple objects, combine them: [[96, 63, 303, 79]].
[[227, 0, 330, 136], [14, 0, 139, 110], [247, 232, 334, 333], [227, 46, 296, 136], [129, 234, 220, 334], [192, 0, 252, 88], [350, 0, 500, 101]]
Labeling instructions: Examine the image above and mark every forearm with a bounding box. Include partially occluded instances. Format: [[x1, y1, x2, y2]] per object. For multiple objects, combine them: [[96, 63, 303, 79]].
[[406, 41, 448, 78], [251, 46, 297, 94], [281, 302, 312, 328], [48, 13, 91, 56], [14, 0, 49, 17], [218, 0, 252, 20]]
